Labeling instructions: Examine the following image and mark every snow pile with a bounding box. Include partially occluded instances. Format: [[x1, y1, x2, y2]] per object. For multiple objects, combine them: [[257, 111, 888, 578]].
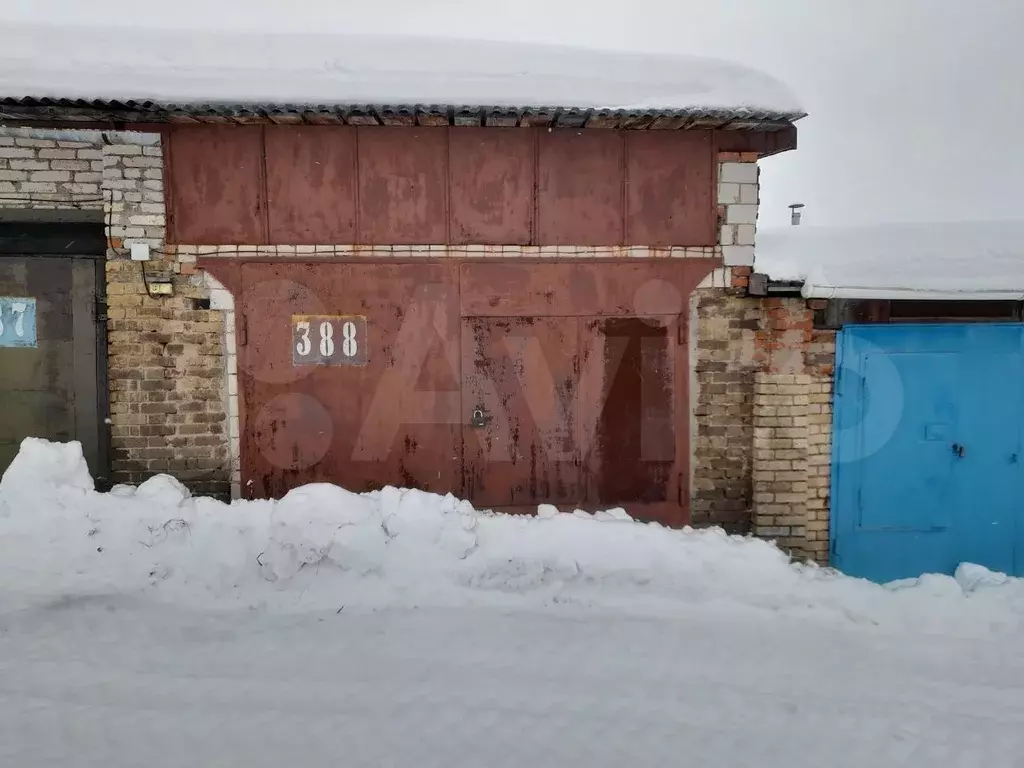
[[756, 220, 1024, 297], [0, 24, 802, 115], [2, 438, 1024, 635], [0, 437, 94, 495]]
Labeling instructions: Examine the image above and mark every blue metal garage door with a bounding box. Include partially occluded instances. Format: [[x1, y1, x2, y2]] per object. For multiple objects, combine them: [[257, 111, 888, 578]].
[[831, 324, 1024, 582]]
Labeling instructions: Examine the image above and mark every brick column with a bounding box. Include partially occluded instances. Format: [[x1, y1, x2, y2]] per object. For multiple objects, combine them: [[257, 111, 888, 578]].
[[752, 373, 811, 558], [803, 378, 833, 562], [717, 152, 759, 269], [103, 137, 232, 497]]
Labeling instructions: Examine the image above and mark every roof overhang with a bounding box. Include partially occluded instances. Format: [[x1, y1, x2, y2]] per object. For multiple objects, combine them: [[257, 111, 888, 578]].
[[0, 97, 798, 137]]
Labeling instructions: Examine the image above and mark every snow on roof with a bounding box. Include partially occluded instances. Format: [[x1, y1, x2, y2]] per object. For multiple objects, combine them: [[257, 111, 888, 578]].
[[756, 221, 1024, 300], [0, 24, 802, 117]]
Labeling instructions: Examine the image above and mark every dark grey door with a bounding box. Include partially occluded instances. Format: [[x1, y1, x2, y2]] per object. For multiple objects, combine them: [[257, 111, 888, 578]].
[[0, 222, 107, 483]]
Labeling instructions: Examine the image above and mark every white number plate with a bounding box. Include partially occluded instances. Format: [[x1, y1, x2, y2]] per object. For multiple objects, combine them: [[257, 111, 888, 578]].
[[292, 315, 367, 366]]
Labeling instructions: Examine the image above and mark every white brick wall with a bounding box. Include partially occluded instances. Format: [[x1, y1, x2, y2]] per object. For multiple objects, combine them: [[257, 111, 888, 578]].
[[717, 155, 759, 267], [720, 161, 759, 185], [102, 140, 166, 247], [0, 128, 106, 211]]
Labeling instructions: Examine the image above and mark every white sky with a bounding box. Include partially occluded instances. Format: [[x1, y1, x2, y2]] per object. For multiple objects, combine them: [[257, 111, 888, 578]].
[[5, 0, 1023, 228]]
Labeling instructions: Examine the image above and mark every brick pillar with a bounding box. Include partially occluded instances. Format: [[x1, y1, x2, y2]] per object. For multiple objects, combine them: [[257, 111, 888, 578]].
[[103, 137, 231, 498], [752, 373, 811, 558], [803, 378, 833, 563]]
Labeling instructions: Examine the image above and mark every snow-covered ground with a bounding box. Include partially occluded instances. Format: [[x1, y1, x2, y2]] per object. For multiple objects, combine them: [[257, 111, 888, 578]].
[[2, 439, 1024, 765]]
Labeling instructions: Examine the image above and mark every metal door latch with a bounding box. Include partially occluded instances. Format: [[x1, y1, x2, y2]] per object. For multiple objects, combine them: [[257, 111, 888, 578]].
[[952, 442, 966, 458]]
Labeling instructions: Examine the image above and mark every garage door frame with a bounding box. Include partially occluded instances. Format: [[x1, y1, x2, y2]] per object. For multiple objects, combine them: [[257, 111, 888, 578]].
[[204, 256, 716, 524], [0, 220, 109, 486]]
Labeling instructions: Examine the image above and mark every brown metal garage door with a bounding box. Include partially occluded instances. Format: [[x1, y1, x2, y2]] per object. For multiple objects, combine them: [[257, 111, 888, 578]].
[[0, 222, 108, 483], [219, 258, 714, 526]]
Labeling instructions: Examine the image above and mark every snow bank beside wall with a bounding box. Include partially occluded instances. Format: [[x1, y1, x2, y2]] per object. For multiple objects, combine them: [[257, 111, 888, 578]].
[[1, 439, 1023, 637]]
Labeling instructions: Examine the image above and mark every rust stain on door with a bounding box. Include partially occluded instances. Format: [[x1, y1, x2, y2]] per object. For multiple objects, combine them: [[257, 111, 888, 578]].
[[536, 129, 624, 245], [625, 131, 716, 246], [169, 126, 720, 247], [265, 125, 356, 243], [238, 260, 461, 498], [226, 259, 708, 527], [462, 316, 580, 508], [449, 128, 534, 245], [579, 316, 677, 510], [356, 127, 448, 244], [166, 125, 266, 244], [460, 260, 716, 317]]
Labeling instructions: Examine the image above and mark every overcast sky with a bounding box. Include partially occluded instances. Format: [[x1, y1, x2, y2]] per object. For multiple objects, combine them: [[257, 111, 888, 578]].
[[5, 0, 1022, 228]]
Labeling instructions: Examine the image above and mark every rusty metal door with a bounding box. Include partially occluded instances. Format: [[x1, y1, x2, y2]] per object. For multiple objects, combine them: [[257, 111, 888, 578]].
[[579, 315, 683, 526], [462, 316, 580, 508], [0, 222, 107, 482], [237, 261, 462, 498], [212, 258, 711, 525]]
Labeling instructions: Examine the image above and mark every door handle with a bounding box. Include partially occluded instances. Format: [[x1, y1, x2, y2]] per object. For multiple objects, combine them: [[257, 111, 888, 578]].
[[952, 442, 966, 458]]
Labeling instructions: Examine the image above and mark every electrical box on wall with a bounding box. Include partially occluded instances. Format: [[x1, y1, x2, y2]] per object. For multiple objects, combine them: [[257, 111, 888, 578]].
[[130, 243, 151, 262]]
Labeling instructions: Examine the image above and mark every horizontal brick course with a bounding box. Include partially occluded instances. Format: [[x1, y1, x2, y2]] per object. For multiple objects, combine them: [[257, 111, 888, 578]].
[[14, 137, 57, 148]]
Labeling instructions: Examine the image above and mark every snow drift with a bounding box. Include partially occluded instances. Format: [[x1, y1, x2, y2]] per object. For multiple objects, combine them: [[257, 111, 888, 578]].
[[1, 438, 1022, 635]]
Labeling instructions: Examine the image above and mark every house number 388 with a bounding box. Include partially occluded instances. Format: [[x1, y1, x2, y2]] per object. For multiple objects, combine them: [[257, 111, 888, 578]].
[[292, 315, 367, 367]]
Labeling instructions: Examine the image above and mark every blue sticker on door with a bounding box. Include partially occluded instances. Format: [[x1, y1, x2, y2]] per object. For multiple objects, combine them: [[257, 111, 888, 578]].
[[0, 297, 37, 348]]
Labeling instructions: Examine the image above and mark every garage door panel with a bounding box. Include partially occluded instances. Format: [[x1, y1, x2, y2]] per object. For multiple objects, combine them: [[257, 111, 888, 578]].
[[0, 390, 74, 438], [460, 261, 717, 318], [955, 350, 1022, 577], [239, 261, 461, 497], [855, 352, 959, 532], [237, 260, 695, 525], [0, 244, 104, 481], [357, 128, 447, 244], [461, 316, 580, 507], [167, 125, 266, 244], [449, 128, 534, 244], [265, 125, 357, 244], [580, 315, 678, 512], [832, 324, 1024, 582], [537, 130, 624, 245]]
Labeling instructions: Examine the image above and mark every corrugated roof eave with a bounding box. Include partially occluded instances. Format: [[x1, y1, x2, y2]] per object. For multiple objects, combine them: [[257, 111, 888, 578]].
[[0, 96, 806, 129]]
